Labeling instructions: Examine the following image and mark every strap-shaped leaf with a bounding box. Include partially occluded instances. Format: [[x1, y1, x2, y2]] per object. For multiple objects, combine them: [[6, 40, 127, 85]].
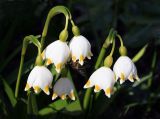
[[38, 99, 82, 116], [38, 99, 68, 116], [132, 44, 148, 63], [0, 76, 17, 107]]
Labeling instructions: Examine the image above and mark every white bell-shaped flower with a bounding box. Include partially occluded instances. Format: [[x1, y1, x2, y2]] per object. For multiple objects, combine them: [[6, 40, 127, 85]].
[[24, 66, 53, 95], [113, 56, 139, 84], [84, 67, 116, 98], [42, 40, 70, 73], [52, 78, 75, 100], [69, 35, 93, 65]]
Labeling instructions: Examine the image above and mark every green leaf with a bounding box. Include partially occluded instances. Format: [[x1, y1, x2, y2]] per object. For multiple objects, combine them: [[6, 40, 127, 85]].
[[132, 73, 152, 87], [39, 99, 82, 116], [65, 100, 82, 112], [49, 99, 68, 111], [38, 107, 57, 116], [132, 44, 148, 63], [0, 76, 17, 107], [38, 99, 68, 116]]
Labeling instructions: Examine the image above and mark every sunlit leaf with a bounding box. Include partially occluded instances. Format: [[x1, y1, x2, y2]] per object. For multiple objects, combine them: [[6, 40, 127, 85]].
[[132, 44, 148, 63]]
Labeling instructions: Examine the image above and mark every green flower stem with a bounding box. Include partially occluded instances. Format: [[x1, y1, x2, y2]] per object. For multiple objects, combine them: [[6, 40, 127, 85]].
[[27, 91, 38, 116], [65, 16, 69, 30], [83, 88, 92, 112], [116, 34, 124, 46], [64, 7, 81, 36], [109, 39, 115, 56], [63, 6, 76, 27], [64, 7, 72, 20], [40, 6, 70, 51], [83, 29, 115, 112], [94, 29, 115, 69], [67, 69, 83, 111], [94, 46, 107, 69], [70, 20, 76, 26], [15, 37, 29, 98]]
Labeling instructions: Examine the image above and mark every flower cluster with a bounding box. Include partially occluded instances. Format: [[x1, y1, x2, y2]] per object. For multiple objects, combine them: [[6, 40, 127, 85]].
[[25, 66, 76, 100], [21, 6, 140, 102], [25, 34, 92, 101], [84, 56, 139, 98]]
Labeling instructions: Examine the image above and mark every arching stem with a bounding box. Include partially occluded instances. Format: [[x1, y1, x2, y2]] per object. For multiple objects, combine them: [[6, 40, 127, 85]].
[[40, 6, 70, 51]]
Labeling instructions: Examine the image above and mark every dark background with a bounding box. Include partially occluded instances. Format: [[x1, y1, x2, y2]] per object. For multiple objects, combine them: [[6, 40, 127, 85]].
[[0, 0, 160, 119]]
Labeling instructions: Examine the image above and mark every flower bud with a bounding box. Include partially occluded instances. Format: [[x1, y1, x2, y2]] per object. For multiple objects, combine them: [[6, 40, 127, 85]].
[[59, 30, 68, 42], [119, 46, 127, 56], [104, 56, 113, 68], [72, 26, 80, 36]]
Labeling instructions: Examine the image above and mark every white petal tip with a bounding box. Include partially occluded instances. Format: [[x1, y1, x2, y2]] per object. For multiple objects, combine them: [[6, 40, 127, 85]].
[[94, 85, 101, 93], [94, 89, 100, 93], [45, 92, 50, 95], [52, 93, 58, 100], [120, 80, 125, 84], [128, 79, 134, 82], [136, 76, 140, 81], [60, 95, 66, 100], [34, 91, 39, 94], [105, 88, 112, 98], [69, 90, 76, 101], [24, 88, 28, 91], [56, 69, 61, 74], [79, 61, 84, 66], [52, 97, 56, 101], [105, 93, 111, 98], [71, 96, 75, 101], [87, 56, 91, 60], [84, 84, 92, 89], [24, 83, 30, 91], [70, 96, 76, 101], [84, 80, 91, 89], [83, 85, 88, 89]]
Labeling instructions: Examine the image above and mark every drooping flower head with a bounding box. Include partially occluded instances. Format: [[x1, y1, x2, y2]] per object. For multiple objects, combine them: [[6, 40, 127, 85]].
[[69, 35, 93, 65], [42, 40, 70, 73], [25, 66, 53, 95], [113, 56, 140, 84], [52, 78, 75, 100], [84, 67, 116, 98]]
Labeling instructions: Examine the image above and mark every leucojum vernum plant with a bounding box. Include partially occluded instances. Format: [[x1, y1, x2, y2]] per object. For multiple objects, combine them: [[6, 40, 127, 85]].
[[15, 5, 147, 117]]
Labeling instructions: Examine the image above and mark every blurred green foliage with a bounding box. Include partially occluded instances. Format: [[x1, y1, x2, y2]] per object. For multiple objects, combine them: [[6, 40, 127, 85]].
[[0, 0, 160, 119]]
